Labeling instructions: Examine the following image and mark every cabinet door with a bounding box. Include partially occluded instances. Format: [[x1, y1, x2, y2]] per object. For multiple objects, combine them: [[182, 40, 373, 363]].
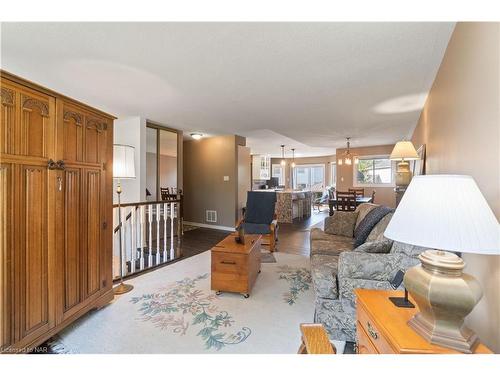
[[83, 168, 104, 297], [1, 81, 57, 347], [57, 102, 109, 320]]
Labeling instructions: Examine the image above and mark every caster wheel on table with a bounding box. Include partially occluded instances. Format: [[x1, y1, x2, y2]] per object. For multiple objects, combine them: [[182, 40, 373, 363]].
[[258, 270, 261, 274], [243, 294, 250, 299], [215, 291, 222, 296]]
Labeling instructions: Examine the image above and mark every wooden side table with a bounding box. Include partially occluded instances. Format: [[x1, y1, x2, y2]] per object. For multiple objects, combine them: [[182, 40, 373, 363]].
[[211, 233, 262, 298], [355, 289, 492, 354]]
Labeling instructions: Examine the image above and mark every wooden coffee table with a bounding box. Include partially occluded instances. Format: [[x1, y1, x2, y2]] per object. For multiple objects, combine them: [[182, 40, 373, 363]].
[[211, 233, 262, 298]]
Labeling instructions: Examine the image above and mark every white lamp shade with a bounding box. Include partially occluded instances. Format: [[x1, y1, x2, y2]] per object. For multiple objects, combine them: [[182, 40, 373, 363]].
[[390, 141, 419, 160], [385, 175, 499, 254], [113, 144, 136, 179]]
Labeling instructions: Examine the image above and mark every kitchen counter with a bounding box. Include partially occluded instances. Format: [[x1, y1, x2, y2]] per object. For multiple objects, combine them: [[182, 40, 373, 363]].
[[253, 189, 312, 223]]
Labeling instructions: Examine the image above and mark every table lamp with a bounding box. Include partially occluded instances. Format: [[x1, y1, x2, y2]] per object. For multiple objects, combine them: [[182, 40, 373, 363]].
[[113, 144, 136, 295], [384, 175, 499, 353], [389, 141, 419, 186]]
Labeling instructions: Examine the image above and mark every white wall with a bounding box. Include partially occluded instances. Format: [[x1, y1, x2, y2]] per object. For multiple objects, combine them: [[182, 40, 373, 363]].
[[113, 116, 147, 204]]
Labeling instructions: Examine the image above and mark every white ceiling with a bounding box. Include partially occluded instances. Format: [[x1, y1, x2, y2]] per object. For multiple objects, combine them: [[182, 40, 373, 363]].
[[0, 22, 454, 157]]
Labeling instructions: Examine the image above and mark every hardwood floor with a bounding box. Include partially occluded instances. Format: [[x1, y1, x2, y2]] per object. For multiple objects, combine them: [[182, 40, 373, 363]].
[[276, 210, 328, 255]]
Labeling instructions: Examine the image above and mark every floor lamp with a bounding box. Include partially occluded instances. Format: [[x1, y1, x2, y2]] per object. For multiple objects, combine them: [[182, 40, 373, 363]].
[[113, 144, 136, 295]]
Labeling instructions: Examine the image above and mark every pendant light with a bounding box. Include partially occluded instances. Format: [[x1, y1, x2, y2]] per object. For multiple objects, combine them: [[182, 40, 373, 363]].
[[280, 145, 286, 166], [291, 148, 296, 168], [338, 137, 357, 166]]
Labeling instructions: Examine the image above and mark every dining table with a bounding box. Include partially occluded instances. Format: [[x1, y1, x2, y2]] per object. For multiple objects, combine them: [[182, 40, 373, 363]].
[[328, 196, 373, 216]]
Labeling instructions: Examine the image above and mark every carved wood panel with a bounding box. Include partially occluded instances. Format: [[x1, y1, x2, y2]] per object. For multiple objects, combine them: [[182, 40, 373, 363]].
[[0, 164, 12, 349], [85, 117, 106, 164], [18, 165, 50, 341], [63, 169, 82, 311], [62, 106, 84, 162], [85, 170, 102, 297], [20, 93, 51, 158], [1, 87, 15, 155]]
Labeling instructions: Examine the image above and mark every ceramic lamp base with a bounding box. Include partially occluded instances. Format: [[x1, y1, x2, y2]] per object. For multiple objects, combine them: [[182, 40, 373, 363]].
[[395, 161, 412, 186], [404, 250, 483, 353]]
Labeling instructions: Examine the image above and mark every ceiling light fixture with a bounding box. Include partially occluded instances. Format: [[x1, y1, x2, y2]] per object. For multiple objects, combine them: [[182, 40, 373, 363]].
[[280, 145, 286, 166], [338, 137, 357, 166], [190, 133, 203, 140], [291, 148, 296, 168]]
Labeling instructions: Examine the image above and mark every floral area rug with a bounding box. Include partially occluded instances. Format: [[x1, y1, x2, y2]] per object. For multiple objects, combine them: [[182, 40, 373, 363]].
[[54, 250, 344, 353]]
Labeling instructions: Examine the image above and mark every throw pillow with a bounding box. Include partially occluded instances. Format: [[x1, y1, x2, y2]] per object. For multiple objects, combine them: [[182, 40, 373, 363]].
[[354, 239, 393, 254], [353, 206, 394, 247], [326, 211, 359, 237]]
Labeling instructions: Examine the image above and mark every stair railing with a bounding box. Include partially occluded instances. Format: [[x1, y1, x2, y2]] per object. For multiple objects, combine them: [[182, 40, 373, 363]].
[[112, 198, 182, 280]]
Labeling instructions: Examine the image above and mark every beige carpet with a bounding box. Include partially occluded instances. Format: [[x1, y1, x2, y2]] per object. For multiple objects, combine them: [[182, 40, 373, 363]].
[[53, 250, 345, 354]]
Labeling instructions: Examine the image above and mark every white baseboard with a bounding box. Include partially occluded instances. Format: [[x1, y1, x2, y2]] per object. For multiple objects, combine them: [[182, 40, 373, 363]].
[[183, 221, 235, 232]]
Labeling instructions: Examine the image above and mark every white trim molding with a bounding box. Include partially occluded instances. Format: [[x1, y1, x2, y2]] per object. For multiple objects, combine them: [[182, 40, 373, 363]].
[[183, 221, 235, 232]]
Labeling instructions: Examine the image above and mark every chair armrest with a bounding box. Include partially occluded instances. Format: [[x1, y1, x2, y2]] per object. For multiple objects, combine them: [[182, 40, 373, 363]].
[[298, 324, 336, 354]]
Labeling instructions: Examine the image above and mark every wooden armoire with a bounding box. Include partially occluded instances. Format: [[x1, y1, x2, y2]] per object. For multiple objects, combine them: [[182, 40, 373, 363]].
[[0, 71, 115, 352]]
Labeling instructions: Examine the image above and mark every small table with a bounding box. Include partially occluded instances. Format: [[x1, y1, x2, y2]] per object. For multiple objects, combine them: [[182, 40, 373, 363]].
[[355, 289, 492, 354], [211, 233, 262, 298], [328, 196, 373, 216]]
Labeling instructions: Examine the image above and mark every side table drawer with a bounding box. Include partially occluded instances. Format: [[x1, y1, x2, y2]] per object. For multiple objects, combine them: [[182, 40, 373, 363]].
[[357, 303, 395, 354], [356, 322, 378, 354], [212, 252, 247, 274]]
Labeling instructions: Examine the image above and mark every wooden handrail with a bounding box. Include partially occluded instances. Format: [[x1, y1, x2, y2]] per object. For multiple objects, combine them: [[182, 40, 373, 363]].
[[113, 198, 181, 208]]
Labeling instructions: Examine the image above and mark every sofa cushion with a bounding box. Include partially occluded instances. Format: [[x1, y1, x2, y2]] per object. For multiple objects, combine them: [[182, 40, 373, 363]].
[[366, 212, 393, 242], [311, 254, 340, 300], [310, 227, 334, 241], [354, 239, 393, 254], [310, 236, 354, 256], [325, 211, 358, 237], [353, 206, 394, 247], [354, 203, 379, 229]]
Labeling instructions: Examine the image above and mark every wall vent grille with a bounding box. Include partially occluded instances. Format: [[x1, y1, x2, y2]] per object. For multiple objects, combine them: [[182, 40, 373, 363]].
[[206, 210, 217, 223]]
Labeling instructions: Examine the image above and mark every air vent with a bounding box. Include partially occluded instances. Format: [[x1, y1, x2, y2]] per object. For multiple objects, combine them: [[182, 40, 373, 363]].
[[206, 210, 217, 223]]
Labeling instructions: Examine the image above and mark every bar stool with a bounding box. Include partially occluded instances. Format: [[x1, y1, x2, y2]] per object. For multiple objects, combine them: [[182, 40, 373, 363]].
[[294, 192, 306, 220]]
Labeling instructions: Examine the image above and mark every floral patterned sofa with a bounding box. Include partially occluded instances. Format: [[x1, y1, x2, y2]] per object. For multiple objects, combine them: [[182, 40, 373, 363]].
[[309, 203, 427, 342]]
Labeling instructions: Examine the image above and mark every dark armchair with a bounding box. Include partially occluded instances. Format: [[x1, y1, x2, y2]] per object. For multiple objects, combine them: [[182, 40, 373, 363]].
[[239, 191, 279, 252]]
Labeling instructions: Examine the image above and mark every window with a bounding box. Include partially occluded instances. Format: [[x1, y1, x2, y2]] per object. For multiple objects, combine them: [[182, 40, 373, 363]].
[[293, 164, 325, 191], [354, 156, 395, 187], [331, 162, 336, 186], [272, 164, 284, 185]]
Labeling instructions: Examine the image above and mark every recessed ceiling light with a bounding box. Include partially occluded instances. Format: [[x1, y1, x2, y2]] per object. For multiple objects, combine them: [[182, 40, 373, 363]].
[[190, 133, 203, 140], [373, 92, 428, 114]]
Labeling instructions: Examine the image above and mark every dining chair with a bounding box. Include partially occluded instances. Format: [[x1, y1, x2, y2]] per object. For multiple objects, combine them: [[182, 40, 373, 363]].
[[348, 188, 365, 198], [160, 187, 170, 201], [335, 191, 357, 211]]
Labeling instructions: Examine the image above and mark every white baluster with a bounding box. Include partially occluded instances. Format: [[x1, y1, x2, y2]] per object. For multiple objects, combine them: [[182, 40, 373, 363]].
[[156, 203, 161, 265], [148, 204, 153, 267], [120, 204, 127, 276], [163, 202, 168, 262], [170, 202, 175, 260], [130, 206, 136, 273], [139, 205, 145, 270]]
